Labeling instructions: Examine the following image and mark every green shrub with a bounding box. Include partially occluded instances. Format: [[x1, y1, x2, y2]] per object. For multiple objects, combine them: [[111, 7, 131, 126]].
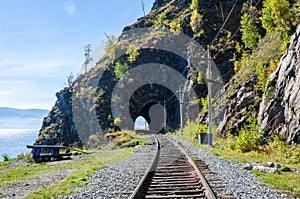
[[113, 117, 121, 126], [269, 131, 288, 153], [114, 61, 128, 78], [2, 154, 10, 162], [285, 144, 300, 163], [197, 72, 204, 85], [190, 0, 198, 11], [190, 11, 203, 37], [169, 21, 182, 34], [126, 44, 139, 63], [200, 96, 208, 112], [183, 120, 200, 141], [240, 12, 261, 50], [17, 152, 33, 163], [256, 60, 269, 93], [260, 0, 294, 35], [233, 117, 263, 152], [154, 13, 166, 28]]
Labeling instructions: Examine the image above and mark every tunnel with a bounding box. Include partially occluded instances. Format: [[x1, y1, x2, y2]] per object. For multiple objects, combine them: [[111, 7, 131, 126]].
[[129, 83, 180, 133]]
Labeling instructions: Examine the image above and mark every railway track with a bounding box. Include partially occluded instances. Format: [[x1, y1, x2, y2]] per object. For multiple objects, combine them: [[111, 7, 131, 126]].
[[130, 135, 217, 199]]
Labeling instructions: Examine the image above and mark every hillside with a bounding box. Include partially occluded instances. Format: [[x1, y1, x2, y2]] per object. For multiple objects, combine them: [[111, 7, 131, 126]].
[[0, 107, 49, 129], [35, 0, 300, 147]]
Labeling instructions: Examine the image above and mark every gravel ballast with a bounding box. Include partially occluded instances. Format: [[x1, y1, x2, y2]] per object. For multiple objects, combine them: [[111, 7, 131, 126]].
[[57, 135, 293, 199], [61, 140, 156, 199], [176, 138, 292, 199]]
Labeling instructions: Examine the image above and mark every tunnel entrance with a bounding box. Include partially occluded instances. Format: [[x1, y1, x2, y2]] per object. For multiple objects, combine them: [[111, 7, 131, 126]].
[[134, 116, 149, 130], [129, 84, 180, 133]]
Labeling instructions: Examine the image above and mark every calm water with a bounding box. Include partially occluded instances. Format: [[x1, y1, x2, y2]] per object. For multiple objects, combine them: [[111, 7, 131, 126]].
[[0, 129, 38, 161]]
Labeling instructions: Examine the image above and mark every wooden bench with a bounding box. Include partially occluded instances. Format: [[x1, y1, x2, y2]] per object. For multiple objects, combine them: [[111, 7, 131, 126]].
[[26, 145, 72, 161]]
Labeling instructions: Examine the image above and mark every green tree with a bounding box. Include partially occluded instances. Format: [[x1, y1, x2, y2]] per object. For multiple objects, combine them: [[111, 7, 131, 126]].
[[114, 61, 129, 78], [240, 12, 261, 50], [260, 0, 294, 35]]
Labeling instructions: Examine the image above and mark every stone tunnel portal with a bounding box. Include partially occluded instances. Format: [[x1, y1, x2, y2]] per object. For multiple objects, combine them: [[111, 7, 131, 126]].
[[129, 84, 180, 133]]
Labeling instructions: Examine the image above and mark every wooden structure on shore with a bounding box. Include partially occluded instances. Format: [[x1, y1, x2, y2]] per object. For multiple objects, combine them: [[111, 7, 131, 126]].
[[26, 145, 71, 161]]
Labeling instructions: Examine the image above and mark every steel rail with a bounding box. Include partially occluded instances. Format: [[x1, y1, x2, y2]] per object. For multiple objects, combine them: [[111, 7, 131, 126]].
[[130, 134, 217, 199]]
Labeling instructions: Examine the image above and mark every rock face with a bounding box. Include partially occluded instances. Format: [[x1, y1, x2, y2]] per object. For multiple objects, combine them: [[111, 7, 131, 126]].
[[36, 0, 246, 147], [152, 0, 172, 10], [36, 0, 300, 146], [218, 77, 260, 136], [36, 88, 82, 147], [258, 25, 300, 144]]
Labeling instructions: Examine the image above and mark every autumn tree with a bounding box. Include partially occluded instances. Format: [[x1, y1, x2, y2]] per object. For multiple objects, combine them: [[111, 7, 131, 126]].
[[260, 0, 294, 35]]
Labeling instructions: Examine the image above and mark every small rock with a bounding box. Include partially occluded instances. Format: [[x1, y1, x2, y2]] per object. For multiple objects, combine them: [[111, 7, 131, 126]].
[[279, 166, 291, 172], [253, 165, 277, 173], [266, 162, 275, 167], [243, 163, 253, 170]]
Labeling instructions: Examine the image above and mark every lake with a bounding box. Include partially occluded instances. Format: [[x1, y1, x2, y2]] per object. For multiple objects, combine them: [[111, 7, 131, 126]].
[[0, 129, 38, 161]]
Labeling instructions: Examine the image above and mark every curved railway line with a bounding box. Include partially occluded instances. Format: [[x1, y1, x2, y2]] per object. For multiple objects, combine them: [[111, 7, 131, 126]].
[[130, 134, 217, 199]]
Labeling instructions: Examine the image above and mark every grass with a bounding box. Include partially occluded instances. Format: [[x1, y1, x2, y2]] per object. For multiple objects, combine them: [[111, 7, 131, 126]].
[[252, 170, 300, 196], [0, 131, 147, 198], [170, 123, 300, 198], [198, 141, 300, 197], [0, 163, 55, 185], [24, 148, 135, 199]]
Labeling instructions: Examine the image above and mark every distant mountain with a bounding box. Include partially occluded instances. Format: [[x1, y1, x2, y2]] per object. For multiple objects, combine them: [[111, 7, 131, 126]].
[[0, 107, 49, 129]]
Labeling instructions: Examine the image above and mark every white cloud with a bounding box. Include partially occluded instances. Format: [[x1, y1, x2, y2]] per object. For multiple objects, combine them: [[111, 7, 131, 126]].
[[64, 0, 76, 15]]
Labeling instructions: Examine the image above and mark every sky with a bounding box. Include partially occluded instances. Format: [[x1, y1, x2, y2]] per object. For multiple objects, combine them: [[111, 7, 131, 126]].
[[0, 0, 154, 110]]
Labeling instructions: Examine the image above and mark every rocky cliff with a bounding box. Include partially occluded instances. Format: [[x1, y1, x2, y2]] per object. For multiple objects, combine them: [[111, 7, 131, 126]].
[[35, 0, 300, 146], [35, 88, 82, 147], [36, 0, 246, 147], [258, 26, 300, 144]]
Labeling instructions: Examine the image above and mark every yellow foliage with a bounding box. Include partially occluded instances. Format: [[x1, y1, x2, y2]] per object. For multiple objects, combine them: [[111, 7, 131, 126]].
[[169, 21, 182, 34], [190, 11, 203, 36], [114, 117, 121, 126]]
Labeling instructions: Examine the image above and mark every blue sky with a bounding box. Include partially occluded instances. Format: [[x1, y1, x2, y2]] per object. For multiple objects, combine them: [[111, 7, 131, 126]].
[[0, 0, 154, 110]]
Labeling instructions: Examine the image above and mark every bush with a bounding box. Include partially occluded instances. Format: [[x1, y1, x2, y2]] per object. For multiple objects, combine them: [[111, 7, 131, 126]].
[[260, 0, 294, 35], [190, 0, 198, 11], [200, 96, 208, 112], [126, 44, 139, 63], [183, 120, 200, 141], [169, 21, 182, 34], [269, 131, 288, 153], [190, 11, 203, 37], [256, 60, 269, 93], [113, 117, 121, 126], [17, 152, 33, 162], [240, 12, 261, 50], [285, 144, 300, 163], [2, 154, 10, 162], [233, 117, 264, 152], [154, 13, 166, 28], [114, 62, 128, 78]]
